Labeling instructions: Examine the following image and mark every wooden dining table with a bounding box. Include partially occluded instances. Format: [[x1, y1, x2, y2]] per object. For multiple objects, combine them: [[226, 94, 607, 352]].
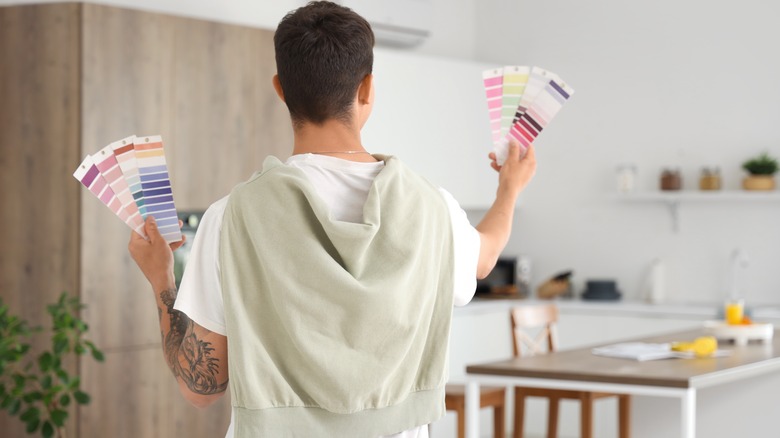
[[464, 328, 780, 438]]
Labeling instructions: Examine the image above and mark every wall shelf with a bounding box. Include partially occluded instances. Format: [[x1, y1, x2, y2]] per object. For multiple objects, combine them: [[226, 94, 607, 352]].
[[612, 191, 780, 232]]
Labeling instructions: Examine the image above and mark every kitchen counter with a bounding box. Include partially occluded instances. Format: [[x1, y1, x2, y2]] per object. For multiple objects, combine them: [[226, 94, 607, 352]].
[[455, 297, 780, 321]]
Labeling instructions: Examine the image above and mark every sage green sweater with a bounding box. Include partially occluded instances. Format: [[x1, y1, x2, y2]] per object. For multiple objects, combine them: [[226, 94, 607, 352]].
[[220, 155, 455, 437]]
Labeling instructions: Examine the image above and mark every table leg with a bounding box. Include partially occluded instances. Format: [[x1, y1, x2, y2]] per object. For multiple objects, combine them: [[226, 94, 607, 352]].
[[680, 389, 696, 438], [465, 380, 480, 438]]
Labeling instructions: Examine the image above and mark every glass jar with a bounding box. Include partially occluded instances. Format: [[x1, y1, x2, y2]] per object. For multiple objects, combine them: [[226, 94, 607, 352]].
[[699, 167, 721, 191], [616, 164, 637, 193], [660, 168, 682, 191]]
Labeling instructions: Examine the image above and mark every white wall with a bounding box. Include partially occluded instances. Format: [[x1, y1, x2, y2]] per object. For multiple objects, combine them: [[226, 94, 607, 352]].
[[4, 0, 778, 303], [0, 0, 477, 58], [472, 0, 780, 305]]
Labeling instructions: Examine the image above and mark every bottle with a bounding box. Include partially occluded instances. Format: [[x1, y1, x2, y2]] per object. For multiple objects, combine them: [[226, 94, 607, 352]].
[[644, 258, 665, 304], [616, 164, 637, 193]]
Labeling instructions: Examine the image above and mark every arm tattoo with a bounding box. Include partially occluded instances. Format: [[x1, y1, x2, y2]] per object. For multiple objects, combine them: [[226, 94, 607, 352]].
[[159, 288, 228, 395]]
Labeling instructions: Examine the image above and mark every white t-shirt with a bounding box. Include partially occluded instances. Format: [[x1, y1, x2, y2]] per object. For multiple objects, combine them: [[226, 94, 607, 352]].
[[175, 153, 480, 438]]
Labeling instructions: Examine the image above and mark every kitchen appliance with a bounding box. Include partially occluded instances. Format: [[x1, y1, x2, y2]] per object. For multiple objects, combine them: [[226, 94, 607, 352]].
[[476, 257, 520, 297], [173, 211, 205, 288], [582, 279, 621, 301]]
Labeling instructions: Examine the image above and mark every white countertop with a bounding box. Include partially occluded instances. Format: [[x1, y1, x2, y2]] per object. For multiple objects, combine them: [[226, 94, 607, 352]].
[[455, 297, 780, 321]]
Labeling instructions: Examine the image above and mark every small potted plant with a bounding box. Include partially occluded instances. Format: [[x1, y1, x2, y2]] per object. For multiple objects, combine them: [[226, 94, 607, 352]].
[[742, 152, 779, 191]]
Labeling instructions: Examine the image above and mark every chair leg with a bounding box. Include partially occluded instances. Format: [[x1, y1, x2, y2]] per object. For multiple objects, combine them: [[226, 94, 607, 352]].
[[580, 393, 593, 438], [618, 395, 631, 438], [547, 397, 559, 438], [513, 390, 526, 438], [494, 404, 505, 438], [456, 404, 465, 438]]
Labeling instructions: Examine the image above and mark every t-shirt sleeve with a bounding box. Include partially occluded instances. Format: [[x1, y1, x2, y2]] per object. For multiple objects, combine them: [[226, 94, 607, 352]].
[[173, 196, 230, 336], [438, 188, 480, 307]]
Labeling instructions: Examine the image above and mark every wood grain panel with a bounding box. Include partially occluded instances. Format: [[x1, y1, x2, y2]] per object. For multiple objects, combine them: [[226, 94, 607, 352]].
[[0, 4, 82, 436], [79, 346, 232, 437], [168, 15, 292, 209], [80, 4, 177, 349], [77, 5, 290, 436]]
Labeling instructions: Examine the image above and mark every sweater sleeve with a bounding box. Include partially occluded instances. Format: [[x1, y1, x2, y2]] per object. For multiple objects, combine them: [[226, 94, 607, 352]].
[[438, 188, 479, 307], [173, 195, 230, 336]]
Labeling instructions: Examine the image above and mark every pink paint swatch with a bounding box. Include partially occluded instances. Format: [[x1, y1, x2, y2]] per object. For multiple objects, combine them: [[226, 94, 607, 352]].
[[94, 138, 146, 237], [482, 68, 504, 149], [73, 155, 130, 224], [484, 65, 575, 165]]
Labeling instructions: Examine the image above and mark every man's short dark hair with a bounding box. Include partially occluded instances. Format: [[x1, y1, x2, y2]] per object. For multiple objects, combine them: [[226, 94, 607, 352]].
[[274, 1, 375, 127]]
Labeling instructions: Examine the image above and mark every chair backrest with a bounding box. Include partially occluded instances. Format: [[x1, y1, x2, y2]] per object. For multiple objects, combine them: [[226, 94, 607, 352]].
[[510, 304, 559, 358]]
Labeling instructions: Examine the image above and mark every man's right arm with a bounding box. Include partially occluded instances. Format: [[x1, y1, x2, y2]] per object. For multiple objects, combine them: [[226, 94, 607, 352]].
[[475, 141, 537, 279]]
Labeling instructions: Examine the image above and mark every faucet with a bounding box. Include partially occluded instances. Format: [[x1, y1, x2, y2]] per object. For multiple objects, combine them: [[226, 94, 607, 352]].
[[729, 248, 750, 301]]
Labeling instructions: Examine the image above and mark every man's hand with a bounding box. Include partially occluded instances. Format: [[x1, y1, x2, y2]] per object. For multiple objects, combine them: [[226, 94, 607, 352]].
[[476, 139, 537, 279], [128, 216, 186, 292], [489, 140, 537, 198]]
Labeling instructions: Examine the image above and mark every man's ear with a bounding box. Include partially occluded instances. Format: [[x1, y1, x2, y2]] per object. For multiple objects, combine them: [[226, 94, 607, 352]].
[[272, 75, 285, 102], [357, 74, 373, 105]]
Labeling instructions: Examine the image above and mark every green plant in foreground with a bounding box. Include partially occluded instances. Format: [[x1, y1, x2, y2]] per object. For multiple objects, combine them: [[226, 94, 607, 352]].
[[742, 152, 779, 175], [0, 293, 104, 438]]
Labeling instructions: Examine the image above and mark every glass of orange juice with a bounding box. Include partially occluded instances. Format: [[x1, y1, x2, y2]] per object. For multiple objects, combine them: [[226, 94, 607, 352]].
[[725, 299, 744, 325]]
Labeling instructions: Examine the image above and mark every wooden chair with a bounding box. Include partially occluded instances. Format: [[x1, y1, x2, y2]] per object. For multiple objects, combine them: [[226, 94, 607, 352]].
[[445, 384, 506, 438], [511, 304, 630, 438]]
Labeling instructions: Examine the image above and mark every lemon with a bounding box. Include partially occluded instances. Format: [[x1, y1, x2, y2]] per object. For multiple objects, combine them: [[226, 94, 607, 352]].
[[670, 337, 717, 357], [692, 336, 717, 358]]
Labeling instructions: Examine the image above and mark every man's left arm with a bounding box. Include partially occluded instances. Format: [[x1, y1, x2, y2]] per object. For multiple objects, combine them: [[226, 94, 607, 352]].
[[129, 216, 229, 408]]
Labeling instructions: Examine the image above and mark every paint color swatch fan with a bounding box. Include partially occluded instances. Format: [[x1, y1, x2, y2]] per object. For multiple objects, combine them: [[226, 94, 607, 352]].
[[73, 135, 182, 243], [483, 66, 574, 164]]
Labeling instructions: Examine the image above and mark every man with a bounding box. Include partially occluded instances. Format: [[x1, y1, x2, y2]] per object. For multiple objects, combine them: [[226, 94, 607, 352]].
[[129, 2, 536, 437]]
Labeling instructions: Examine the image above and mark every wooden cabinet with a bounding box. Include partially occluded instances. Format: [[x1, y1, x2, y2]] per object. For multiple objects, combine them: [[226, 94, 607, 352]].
[[0, 3, 292, 436]]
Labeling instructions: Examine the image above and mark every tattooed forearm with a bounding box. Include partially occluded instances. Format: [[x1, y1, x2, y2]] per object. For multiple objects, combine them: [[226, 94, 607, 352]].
[[159, 288, 228, 395]]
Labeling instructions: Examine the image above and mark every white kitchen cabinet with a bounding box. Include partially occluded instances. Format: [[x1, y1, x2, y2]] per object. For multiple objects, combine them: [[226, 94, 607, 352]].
[[362, 48, 498, 209]]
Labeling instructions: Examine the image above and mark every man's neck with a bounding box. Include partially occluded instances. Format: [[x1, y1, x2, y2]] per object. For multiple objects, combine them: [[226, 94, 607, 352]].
[[292, 119, 377, 162]]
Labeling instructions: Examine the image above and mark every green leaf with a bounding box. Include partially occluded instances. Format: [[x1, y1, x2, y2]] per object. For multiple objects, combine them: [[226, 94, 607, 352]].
[[20, 406, 40, 422], [12, 373, 25, 389], [67, 376, 80, 390], [42, 421, 55, 438], [53, 338, 69, 355], [55, 368, 70, 383], [50, 409, 68, 427], [91, 349, 105, 362], [25, 418, 40, 434], [8, 398, 21, 415], [73, 390, 90, 405], [1, 394, 11, 409], [22, 391, 42, 403], [74, 344, 85, 355], [41, 375, 52, 390], [59, 393, 71, 407], [38, 352, 54, 372]]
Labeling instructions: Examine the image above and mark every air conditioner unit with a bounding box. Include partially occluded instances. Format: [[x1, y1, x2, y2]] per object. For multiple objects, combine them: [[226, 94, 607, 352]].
[[339, 0, 432, 47]]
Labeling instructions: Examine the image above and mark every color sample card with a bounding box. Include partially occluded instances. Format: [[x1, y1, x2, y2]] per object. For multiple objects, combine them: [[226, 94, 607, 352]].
[[507, 78, 574, 148], [75, 135, 181, 243], [482, 65, 574, 164], [133, 136, 181, 243], [500, 66, 530, 137], [482, 68, 504, 147], [94, 139, 146, 237], [112, 136, 146, 217], [510, 67, 558, 128], [73, 155, 129, 225]]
